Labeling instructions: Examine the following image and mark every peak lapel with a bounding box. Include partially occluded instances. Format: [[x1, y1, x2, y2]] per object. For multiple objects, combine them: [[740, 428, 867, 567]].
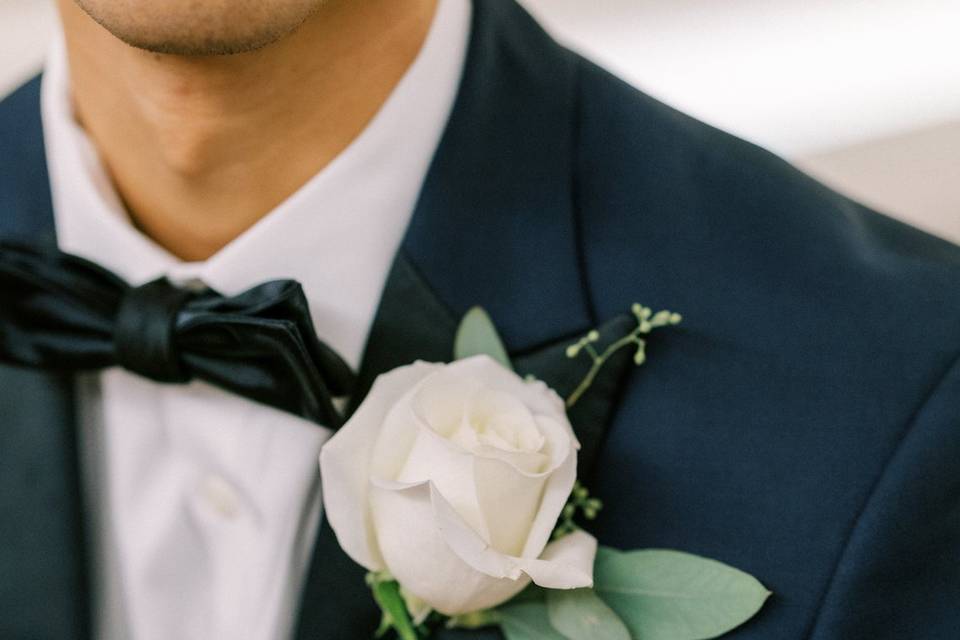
[[393, 0, 636, 485]]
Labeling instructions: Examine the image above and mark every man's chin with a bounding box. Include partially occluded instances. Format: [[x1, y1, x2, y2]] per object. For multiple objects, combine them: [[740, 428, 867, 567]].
[[70, 0, 322, 57], [103, 30, 295, 58]]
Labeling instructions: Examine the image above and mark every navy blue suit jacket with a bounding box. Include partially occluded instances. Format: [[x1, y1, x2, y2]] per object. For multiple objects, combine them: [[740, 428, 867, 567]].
[[2, 1, 958, 638]]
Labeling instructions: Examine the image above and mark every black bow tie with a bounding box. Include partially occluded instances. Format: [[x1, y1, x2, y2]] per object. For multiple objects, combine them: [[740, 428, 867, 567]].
[[0, 241, 355, 428]]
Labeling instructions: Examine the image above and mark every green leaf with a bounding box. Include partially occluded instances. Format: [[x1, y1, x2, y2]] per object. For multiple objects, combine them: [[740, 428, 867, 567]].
[[498, 599, 568, 640], [370, 579, 419, 640], [454, 307, 512, 369], [593, 547, 771, 640], [546, 588, 631, 640]]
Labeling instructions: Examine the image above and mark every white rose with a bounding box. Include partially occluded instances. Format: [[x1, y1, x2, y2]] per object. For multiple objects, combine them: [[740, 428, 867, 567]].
[[320, 355, 597, 615]]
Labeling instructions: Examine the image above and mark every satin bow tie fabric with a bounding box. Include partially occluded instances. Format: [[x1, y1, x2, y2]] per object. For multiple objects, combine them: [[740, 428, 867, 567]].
[[0, 241, 355, 428]]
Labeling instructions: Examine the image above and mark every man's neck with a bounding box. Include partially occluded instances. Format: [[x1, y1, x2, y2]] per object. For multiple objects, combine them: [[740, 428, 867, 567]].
[[59, 0, 438, 261]]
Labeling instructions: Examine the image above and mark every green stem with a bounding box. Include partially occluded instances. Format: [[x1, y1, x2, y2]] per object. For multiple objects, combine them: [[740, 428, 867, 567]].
[[566, 333, 640, 408], [566, 360, 601, 409], [367, 574, 420, 640], [564, 304, 681, 409]]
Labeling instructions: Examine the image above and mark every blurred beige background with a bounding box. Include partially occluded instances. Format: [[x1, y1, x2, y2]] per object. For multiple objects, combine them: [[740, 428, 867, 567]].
[[2, 0, 958, 244]]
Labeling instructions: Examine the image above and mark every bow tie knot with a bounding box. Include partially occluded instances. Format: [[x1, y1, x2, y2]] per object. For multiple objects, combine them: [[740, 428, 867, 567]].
[[114, 278, 195, 383]]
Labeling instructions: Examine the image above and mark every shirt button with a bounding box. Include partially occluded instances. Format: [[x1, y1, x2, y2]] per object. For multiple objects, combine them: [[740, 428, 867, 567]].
[[200, 474, 241, 519]]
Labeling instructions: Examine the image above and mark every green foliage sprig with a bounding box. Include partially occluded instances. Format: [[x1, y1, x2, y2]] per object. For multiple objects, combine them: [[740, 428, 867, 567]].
[[565, 304, 681, 408]]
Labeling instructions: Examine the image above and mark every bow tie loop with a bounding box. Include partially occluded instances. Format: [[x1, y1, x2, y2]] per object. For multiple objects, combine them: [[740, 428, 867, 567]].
[[114, 278, 195, 383]]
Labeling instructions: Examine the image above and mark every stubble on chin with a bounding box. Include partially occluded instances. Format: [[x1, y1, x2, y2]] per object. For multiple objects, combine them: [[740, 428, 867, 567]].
[[70, 0, 325, 56]]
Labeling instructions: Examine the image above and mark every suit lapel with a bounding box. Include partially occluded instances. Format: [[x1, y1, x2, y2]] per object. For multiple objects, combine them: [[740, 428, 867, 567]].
[[364, 0, 626, 479], [347, 253, 459, 417], [294, 0, 602, 636], [0, 78, 91, 639]]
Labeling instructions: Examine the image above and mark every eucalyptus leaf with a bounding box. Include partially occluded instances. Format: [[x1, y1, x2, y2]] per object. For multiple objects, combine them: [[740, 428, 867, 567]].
[[594, 547, 771, 640], [546, 588, 631, 640], [498, 600, 568, 640], [454, 307, 512, 369]]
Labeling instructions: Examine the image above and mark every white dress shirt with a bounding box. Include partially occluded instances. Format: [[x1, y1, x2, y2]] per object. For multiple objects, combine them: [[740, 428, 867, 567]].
[[40, 0, 471, 638]]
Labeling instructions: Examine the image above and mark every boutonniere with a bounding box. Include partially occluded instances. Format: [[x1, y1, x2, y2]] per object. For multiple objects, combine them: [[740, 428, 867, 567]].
[[320, 304, 770, 639]]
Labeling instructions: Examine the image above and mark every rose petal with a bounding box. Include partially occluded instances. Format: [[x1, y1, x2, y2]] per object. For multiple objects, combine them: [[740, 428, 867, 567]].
[[370, 479, 530, 615], [462, 410, 571, 480], [430, 480, 593, 598], [444, 356, 566, 418], [370, 373, 442, 481], [465, 388, 541, 454], [520, 442, 577, 559], [395, 420, 490, 542], [473, 454, 547, 556], [517, 529, 597, 589], [409, 372, 479, 439], [319, 361, 441, 571]]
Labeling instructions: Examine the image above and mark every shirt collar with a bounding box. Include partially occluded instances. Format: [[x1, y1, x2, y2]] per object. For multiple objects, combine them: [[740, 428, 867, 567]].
[[42, 0, 471, 370]]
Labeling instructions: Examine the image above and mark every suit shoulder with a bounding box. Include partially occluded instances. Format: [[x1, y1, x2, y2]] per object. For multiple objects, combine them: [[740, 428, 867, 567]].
[[569, 56, 960, 350]]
